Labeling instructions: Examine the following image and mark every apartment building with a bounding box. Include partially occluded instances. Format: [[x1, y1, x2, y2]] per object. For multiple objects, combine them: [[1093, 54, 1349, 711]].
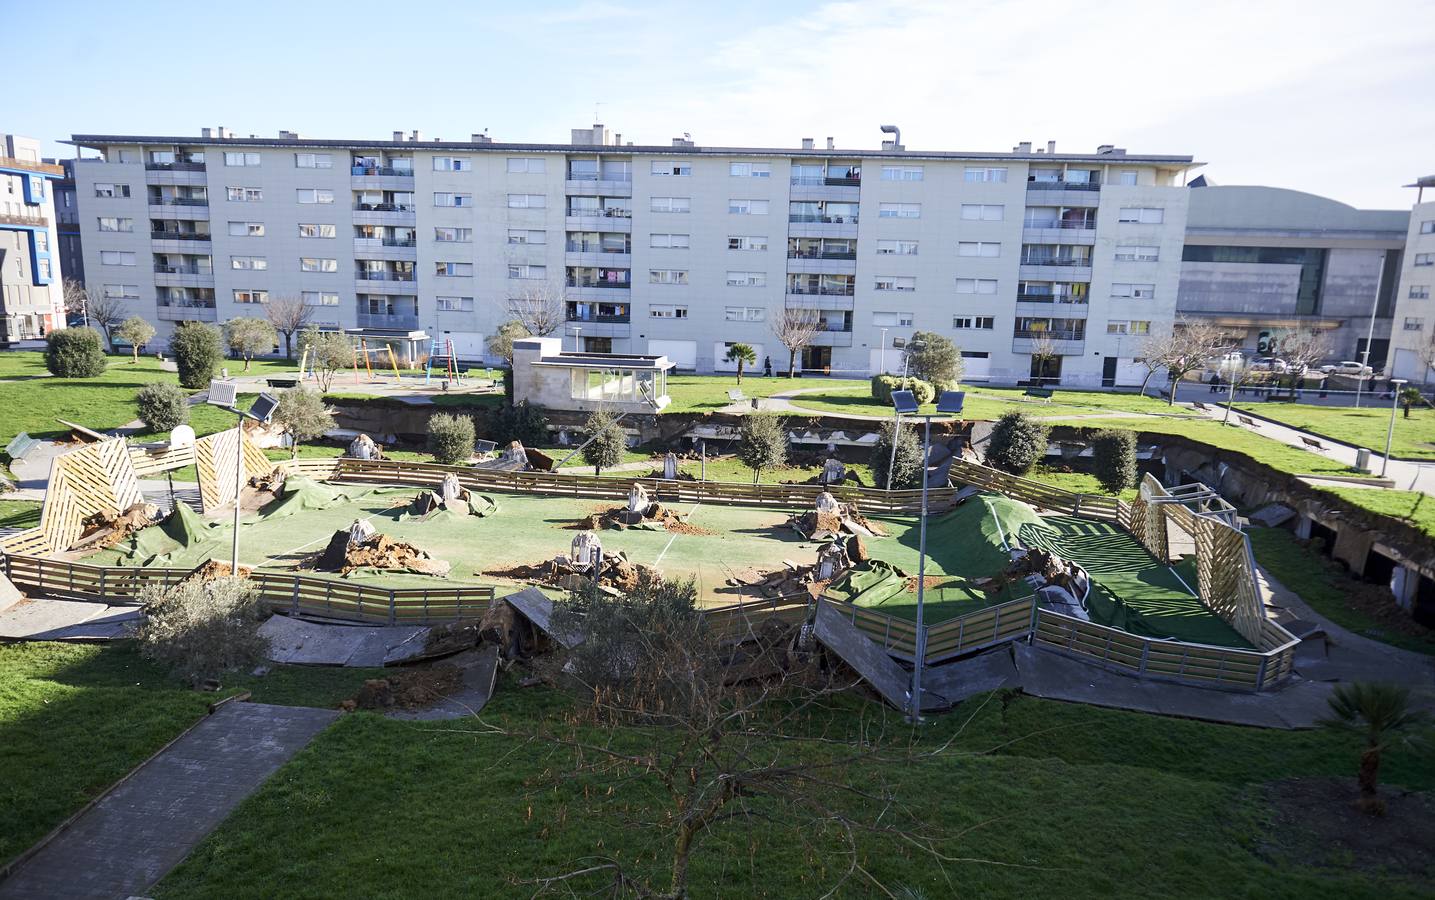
[[0, 134, 63, 344], [68, 126, 1197, 385], [1177, 185, 1407, 365], [1389, 175, 1435, 382], [51, 158, 85, 286]]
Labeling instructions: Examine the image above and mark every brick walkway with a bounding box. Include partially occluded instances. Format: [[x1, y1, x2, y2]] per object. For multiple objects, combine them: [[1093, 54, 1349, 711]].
[[0, 702, 338, 899]]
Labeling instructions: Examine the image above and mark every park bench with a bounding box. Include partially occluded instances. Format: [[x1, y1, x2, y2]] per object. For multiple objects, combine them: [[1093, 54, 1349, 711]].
[[1299, 436, 1328, 452], [1023, 387, 1054, 402], [266, 376, 300, 389], [4, 432, 39, 461], [1237, 415, 1260, 429], [727, 389, 746, 403]]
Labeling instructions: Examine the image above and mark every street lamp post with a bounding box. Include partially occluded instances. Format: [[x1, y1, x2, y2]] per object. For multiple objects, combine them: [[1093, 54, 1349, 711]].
[[884, 338, 924, 492], [207, 381, 278, 574], [1383, 378, 1407, 478], [878, 327, 889, 376], [1355, 251, 1388, 410], [570, 325, 582, 353]]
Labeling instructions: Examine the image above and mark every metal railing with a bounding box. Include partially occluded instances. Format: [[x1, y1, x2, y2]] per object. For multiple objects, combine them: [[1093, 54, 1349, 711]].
[[1027, 179, 1101, 191], [145, 161, 206, 172], [351, 166, 413, 177], [150, 230, 210, 241], [566, 208, 632, 218], [153, 265, 213, 275], [353, 203, 416, 212], [356, 312, 420, 329], [151, 197, 209, 207], [1021, 257, 1093, 267], [789, 214, 860, 224], [1022, 219, 1097, 229], [566, 173, 632, 182], [786, 284, 855, 296], [1013, 330, 1085, 341], [355, 271, 416, 281], [1016, 292, 1089, 303], [566, 244, 631, 254], [566, 280, 631, 289], [565, 313, 631, 324], [788, 250, 857, 260]]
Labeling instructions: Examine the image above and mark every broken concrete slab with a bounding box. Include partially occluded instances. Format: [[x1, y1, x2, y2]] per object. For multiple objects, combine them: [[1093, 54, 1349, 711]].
[[503, 586, 585, 649], [921, 645, 1020, 704], [0, 598, 141, 641], [813, 602, 947, 713], [1249, 503, 1296, 528], [387, 645, 501, 721], [0, 573, 22, 612], [258, 614, 429, 667]]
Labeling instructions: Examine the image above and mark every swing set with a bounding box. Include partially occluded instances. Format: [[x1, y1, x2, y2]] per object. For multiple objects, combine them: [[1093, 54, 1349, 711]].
[[296, 337, 405, 385]]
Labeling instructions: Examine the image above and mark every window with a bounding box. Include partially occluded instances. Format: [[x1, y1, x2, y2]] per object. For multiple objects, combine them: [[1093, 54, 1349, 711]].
[[724, 306, 765, 322], [1111, 282, 1155, 299], [651, 196, 690, 213], [956, 278, 998, 294], [649, 269, 689, 285], [952, 316, 995, 329], [963, 167, 1007, 183], [872, 311, 915, 327], [504, 228, 541, 244], [874, 276, 917, 292], [1421, 220, 1435, 234], [102, 284, 140, 299], [727, 271, 766, 287], [880, 165, 924, 181], [651, 161, 691, 176], [878, 202, 921, 219], [507, 264, 545, 279], [1405, 317, 1425, 331], [298, 223, 335, 238], [1118, 207, 1165, 224], [233, 289, 268, 304], [96, 216, 133, 232], [433, 157, 472, 172], [295, 153, 332, 168], [508, 193, 546, 208], [433, 192, 472, 207], [1411, 285, 1431, 300], [506, 158, 545, 174], [958, 241, 1001, 258], [295, 189, 334, 204], [93, 183, 130, 198], [437, 296, 474, 311], [1106, 320, 1151, 335], [229, 221, 265, 236], [231, 255, 267, 270], [727, 235, 767, 251], [960, 203, 1004, 221], [436, 262, 474, 277], [728, 199, 769, 215], [1115, 245, 1160, 261], [224, 152, 260, 167], [651, 233, 691, 249], [875, 240, 919, 255], [302, 291, 339, 306], [227, 186, 262, 202], [729, 162, 771, 178], [650, 304, 688, 319], [1118, 170, 1139, 186], [300, 257, 338, 273], [99, 250, 135, 266], [1415, 253, 1434, 267], [115, 149, 137, 163]]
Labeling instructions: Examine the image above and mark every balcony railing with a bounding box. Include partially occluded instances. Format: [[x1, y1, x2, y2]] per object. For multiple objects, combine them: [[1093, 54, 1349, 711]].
[[825, 176, 860, 186], [1026, 179, 1101, 191], [1014, 330, 1085, 341], [566, 280, 631, 289], [150, 230, 211, 241], [786, 285, 855, 296], [0, 212, 48, 228], [566, 313, 631, 324], [145, 161, 206, 172], [153, 264, 213, 275], [356, 237, 417, 248], [567, 208, 632, 219], [1023, 219, 1097, 229], [151, 197, 209, 207], [356, 312, 420, 329], [817, 324, 853, 333], [351, 166, 413, 177], [354, 203, 416, 212], [788, 250, 857, 260], [566, 173, 632, 182], [0, 156, 64, 176], [566, 244, 631, 254], [1020, 257, 1093, 267], [356, 271, 416, 282], [1016, 292, 1088, 303], [789, 214, 859, 224]]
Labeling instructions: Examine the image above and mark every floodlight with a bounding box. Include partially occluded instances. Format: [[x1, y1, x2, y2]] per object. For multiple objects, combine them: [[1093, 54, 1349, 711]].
[[891, 389, 919, 415], [936, 391, 966, 414], [891, 337, 907, 350], [206, 379, 238, 408], [247, 392, 279, 425]]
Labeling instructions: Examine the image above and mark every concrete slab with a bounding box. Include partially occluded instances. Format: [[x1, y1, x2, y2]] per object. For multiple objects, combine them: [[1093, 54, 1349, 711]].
[[0, 598, 140, 641], [813, 602, 947, 713], [0, 574, 21, 611], [257, 614, 428, 667], [1013, 643, 1337, 729], [0, 701, 338, 900], [504, 586, 585, 649], [922, 646, 1019, 704], [387, 645, 500, 721]]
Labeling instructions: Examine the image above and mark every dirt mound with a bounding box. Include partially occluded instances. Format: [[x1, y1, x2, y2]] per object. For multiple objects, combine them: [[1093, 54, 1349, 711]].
[[342, 665, 464, 711], [786, 501, 887, 541], [184, 560, 253, 582], [313, 530, 451, 577], [974, 547, 1082, 596], [487, 550, 657, 595], [571, 502, 716, 535], [71, 502, 160, 552]]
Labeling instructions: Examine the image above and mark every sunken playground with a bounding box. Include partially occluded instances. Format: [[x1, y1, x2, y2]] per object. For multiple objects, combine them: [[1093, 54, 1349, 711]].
[[0, 424, 1301, 712]]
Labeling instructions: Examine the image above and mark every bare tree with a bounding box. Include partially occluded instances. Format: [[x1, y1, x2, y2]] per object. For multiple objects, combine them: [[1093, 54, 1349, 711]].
[[83, 290, 128, 352], [771, 306, 821, 377], [1416, 335, 1435, 386], [61, 278, 90, 325], [266, 295, 312, 359], [1142, 318, 1226, 405], [1133, 332, 1168, 398], [1273, 325, 1332, 391], [1027, 332, 1060, 387], [506, 281, 567, 338]]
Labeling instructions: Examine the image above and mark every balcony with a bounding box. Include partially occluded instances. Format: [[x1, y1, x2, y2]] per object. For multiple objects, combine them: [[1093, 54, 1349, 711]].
[[1020, 256, 1093, 268], [788, 214, 859, 225], [352, 204, 416, 226], [565, 178, 633, 197], [351, 167, 415, 191], [351, 165, 412, 177], [145, 161, 206, 172], [785, 294, 855, 311], [0, 156, 63, 177], [810, 330, 854, 347], [1022, 224, 1096, 245], [788, 249, 856, 260], [355, 271, 416, 282], [1012, 334, 1085, 356], [153, 264, 212, 275], [150, 230, 211, 247], [156, 304, 217, 322], [144, 164, 208, 187], [565, 209, 633, 232], [0, 212, 48, 228], [566, 312, 631, 324], [148, 200, 210, 221], [1025, 183, 1101, 207], [786, 284, 854, 297], [353, 237, 417, 261], [356, 312, 420, 330], [1016, 290, 1088, 303], [566, 249, 632, 268], [566, 279, 632, 290]]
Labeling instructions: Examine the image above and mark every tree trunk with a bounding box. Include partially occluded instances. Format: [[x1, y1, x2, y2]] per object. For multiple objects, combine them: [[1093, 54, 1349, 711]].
[[244, 354, 252, 372], [1358, 747, 1381, 799], [1138, 371, 1153, 397], [131, 346, 139, 364], [736, 361, 744, 384], [788, 348, 798, 378]]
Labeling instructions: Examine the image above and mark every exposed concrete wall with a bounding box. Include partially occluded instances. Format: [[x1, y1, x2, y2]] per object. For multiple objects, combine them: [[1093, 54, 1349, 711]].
[[1176, 261, 1301, 315]]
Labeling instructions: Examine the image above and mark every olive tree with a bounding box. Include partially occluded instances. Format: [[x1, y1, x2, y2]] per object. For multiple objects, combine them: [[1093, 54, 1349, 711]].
[[580, 407, 627, 476], [299, 326, 351, 392], [224, 317, 278, 371], [274, 386, 335, 458], [736, 412, 787, 483], [114, 316, 156, 363], [905, 330, 962, 387]]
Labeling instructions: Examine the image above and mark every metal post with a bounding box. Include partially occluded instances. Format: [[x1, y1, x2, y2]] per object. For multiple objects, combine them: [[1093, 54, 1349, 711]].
[[909, 414, 932, 724], [1355, 251, 1387, 409], [231, 421, 243, 573], [879, 327, 888, 375], [884, 349, 913, 492], [1382, 379, 1407, 478], [1223, 362, 1239, 425]]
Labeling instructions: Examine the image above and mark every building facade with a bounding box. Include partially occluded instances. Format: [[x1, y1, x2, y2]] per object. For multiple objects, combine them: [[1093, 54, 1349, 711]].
[[1389, 176, 1435, 382], [50, 158, 84, 289], [68, 127, 1197, 385], [0, 134, 63, 344], [1176, 185, 1406, 366]]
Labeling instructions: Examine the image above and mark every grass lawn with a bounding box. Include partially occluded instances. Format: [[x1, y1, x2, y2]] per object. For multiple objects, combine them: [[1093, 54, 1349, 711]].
[[663, 374, 869, 414], [1313, 486, 1435, 541], [0, 498, 42, 530], [1249, 527, 1435, 655], [0, 642, 382, 867], [154, 676, 1435, 899], [1023, 467, 1139, 501], [783, 384, 1199, 422], [1233, 402, 1435, 460]]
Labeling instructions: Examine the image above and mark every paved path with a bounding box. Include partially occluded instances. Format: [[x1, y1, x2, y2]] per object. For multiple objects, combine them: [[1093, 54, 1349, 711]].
[[0, 701, 338, 900]]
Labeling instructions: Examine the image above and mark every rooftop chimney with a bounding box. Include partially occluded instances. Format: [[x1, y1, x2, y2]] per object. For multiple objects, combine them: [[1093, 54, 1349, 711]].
[[217, 126, 227, 139], [1016, 141, 1032, 153], [1096, 144, 1125, 155], [410, 130, 422, 142], [279, 130, 299, 139], [879, 124, 903, 151], [801, 137, 814, 150], [826, 136, 835, 150], [201, 127, 212, 139], [1047, 140, 1056, 154]]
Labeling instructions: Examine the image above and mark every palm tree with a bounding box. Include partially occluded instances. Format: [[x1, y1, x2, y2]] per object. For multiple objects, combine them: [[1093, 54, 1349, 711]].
[[1399, 386, 1424, 419], [724, 343, 757, 385], [1320, 682, 1428, 814]]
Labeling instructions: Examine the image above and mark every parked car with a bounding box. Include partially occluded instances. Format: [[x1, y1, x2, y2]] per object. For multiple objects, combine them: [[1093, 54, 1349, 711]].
[[1319, 360, 1374, 376], [1250, 357, 1288, 372]]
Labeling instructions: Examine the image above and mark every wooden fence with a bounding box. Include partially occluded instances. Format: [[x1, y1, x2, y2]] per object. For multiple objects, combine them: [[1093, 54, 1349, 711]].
[[0, 438, 144, 557], [819, 594, 1040, 666], [945, 458, 1120, 521]]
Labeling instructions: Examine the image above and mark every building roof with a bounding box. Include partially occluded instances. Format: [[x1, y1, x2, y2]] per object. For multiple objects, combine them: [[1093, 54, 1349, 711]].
[[1185, 185, 1408, 238], [533, 352, 674, 371], [66, 133, 1197, 166]]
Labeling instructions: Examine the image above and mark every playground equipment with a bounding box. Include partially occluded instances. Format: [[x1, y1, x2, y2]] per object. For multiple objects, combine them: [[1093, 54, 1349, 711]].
[[353, 339, 404, 385], [424, 337, 463, 386]]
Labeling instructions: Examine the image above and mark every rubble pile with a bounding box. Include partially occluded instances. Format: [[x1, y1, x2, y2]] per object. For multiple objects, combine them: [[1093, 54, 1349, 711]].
[[573, 484, 711, 534], [785, 492, 888, 541], [345, 433, 384, 461], [313, 519, 452, 576], [247, 467, 286, 493], [409, 473, 497, 518], [786, 458, 866, 488], [733, 535, 867, 600], [183, 560, 254, 582], [973, 546, 1088, 607], [489, 533, 658, 595], [341, 665, 465, 711], [70, 502, 161, 551]]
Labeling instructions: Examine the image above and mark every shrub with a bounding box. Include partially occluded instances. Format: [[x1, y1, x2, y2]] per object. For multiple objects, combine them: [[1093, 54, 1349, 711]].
[[580, 407, 626, 475], [493, 400, 549, 447], [427, 412, 475, 465], [984, 411, 1049, 475], [136, 382, 189, 432], [736, 413, 787, 483], [136, 576, 270, 687], [1091, 429, 1138, 494], [274, 386, 334, 458], [870, 374, 934, 406], [43, 327, 107, 378], [170, 321, 223, 389], [905, 331, 963, 384], [871, 420, 924, 490]]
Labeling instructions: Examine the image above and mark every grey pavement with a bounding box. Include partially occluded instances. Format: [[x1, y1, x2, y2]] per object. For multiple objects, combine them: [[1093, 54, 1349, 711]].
[[258, 613, 431, 666], [0, 597, 140, 641], [0, 701, 339, 900]]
